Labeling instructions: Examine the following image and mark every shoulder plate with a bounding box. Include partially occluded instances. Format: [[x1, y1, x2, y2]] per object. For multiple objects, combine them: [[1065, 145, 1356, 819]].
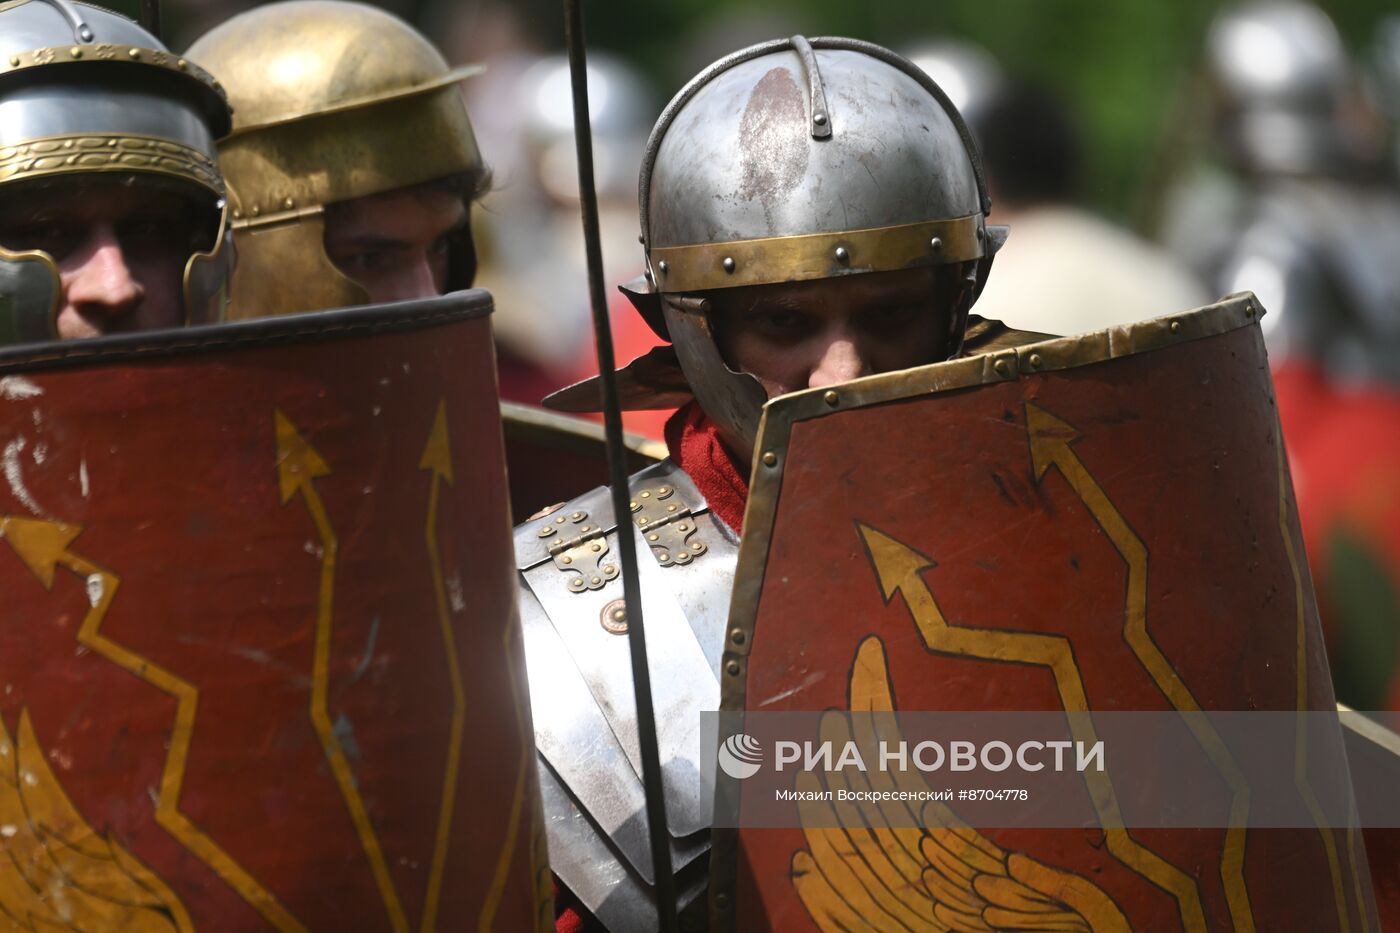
[[516, 459, 738, 930]]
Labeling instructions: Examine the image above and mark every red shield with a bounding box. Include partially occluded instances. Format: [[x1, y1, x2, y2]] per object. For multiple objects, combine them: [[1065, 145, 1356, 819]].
[[0, 292, 547, 931], [714, 294, 1379, 931]]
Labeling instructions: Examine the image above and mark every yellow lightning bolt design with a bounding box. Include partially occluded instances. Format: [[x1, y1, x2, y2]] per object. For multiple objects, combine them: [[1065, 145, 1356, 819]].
[[416, 398, 474, 932], [1025, 402, 1254, 932], [275, 409, 409, 933], [859, 522, 1207, 932], [0, 515, 306, 932]]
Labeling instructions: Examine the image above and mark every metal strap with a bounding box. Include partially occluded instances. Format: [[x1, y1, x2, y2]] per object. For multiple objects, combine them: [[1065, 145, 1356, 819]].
[[33, 0, 93, 41], [790, 35, 832, 139]]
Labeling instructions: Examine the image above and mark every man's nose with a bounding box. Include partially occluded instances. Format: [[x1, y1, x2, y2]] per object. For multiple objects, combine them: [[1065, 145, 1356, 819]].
[[807, 336, 869, 389], [381, 255, 439, 304], [66, 228, 143, 315]]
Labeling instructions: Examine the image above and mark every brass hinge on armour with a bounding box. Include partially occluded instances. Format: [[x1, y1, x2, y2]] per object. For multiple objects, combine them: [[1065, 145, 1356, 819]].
[[630, 483, 707, 567], [536, 509, 619, 592]]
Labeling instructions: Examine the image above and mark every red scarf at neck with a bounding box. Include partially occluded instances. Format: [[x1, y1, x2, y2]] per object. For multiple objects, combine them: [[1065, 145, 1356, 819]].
[[664, 401, 749, 533]]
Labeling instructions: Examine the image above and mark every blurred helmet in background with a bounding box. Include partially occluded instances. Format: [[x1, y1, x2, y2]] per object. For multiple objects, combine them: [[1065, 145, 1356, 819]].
[[1205, 0, 1358, 175], [518, 51, 652, 206], [901, 38, 1006, 135]]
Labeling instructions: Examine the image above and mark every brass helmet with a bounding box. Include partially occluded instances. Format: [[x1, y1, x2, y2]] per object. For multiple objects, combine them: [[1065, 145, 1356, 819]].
[[633, 36, 1002, 461], [1204, 1, 1355, 175], [0, 0, 233, 343], [186, 0, 484, 319]]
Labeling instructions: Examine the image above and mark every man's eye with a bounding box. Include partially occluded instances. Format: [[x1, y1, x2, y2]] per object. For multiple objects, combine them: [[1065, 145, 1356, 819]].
[[124, 219, 162, 237], [3, 222, 79, 258], [339, 250, 390, 273], [428, 234, 452, 257], [863, 305, 921, 331], [754, 310, 806, 332], [121, 216, 197, 244]]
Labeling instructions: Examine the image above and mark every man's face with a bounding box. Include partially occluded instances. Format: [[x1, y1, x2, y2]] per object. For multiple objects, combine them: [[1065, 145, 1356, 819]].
[[0, 180, 210, 339], [706, 266, 965, 398], [323, 184, 467, 304]]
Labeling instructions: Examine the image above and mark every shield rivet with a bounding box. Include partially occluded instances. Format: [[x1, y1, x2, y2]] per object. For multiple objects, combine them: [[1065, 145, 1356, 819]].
[[128, 48, 141, 59], [570, 510, 585, 521], [813, 112, 828, 127], [730, 628, 746, 645], [629, 500, 639, 512], [537, 526, 556, 538], [824, 390, 839, 406], [993, 359, 1011, 378], [834, 246, 850, 263], [1028, 353, 1043, 370], [725, 661, 740, 676], [1170, 321, 1182, 334], [658, 260, 669, 274], [647, 533, 659, 541], [930, 236, 943, 251], [762, 452, 778, 467], [723, 256, 736, 273]]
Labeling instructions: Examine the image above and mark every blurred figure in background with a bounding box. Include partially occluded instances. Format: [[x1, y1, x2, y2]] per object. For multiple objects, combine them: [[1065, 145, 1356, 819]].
[[907, 41, 1208, 337], [469, 51, 669, 436], [1159, 1, 1400, 710], [1371, 16, 1400, 198]]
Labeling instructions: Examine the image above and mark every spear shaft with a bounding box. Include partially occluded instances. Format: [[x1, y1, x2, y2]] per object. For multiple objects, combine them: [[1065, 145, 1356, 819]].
[[562, 1, 680, 929]]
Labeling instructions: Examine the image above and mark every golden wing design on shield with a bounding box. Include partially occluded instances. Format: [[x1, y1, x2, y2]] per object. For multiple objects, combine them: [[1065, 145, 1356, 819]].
[[0, 709, 192, 932], [791, 636, 1130, 933]]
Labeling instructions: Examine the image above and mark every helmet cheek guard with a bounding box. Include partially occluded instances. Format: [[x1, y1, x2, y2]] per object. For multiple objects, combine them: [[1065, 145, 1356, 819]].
[[660, 296, 768, 464], [0, 247, 61, 345]]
